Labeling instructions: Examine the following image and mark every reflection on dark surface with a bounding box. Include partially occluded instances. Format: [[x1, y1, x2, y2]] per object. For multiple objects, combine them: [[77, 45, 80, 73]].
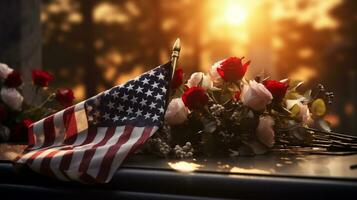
[[1, 144, 357, 179], [125, 153, 357, 179]]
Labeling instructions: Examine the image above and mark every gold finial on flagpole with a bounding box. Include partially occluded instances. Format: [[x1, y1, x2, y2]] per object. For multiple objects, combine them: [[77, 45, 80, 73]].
[[171, 38, 181, 78]]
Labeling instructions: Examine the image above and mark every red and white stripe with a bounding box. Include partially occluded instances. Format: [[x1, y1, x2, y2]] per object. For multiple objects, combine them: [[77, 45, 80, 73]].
[[16, 101, 157, 183]]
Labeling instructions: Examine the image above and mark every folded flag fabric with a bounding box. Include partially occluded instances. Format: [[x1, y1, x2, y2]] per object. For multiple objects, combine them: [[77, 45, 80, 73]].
[[16, 62, 172, 183]]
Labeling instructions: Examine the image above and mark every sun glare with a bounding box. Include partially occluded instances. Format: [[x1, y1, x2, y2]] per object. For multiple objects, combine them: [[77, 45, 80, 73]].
[[224, 4, 248, 26], [168, 161, 202, 173], [209, 0, 251, 28]]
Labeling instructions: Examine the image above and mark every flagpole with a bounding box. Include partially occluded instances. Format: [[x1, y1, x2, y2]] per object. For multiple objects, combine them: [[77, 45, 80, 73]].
[[171, 38, 181, 78]]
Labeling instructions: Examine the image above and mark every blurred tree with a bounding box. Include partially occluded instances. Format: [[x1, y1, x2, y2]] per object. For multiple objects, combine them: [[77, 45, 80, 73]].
[[42, 0, 205, 99], [0, 0, 41, 101], [274, 0, 357, 134], [41, 0, 357, 134], [327, 0, 357, 133]]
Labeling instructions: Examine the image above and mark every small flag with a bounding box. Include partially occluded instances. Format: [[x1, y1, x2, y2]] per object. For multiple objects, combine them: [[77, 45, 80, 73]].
[[16, 62, 172, 183]]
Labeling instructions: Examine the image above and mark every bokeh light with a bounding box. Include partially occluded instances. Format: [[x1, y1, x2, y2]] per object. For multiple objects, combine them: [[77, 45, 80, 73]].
[[41, 0, 357, 134]]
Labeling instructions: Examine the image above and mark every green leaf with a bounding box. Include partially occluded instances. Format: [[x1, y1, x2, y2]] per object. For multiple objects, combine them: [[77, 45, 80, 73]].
[[290, 104, 300, 117], [311, 98, 326, 117]]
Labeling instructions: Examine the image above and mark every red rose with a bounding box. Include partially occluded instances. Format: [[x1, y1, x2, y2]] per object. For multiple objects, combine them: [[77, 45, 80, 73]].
[[0, 105, 7, 122], [10, 118, 33, 142], [22, 119, 34, 127], [234, 91, 241, 101], [171, 68, 183, 90], [263, 80, 289, 101], [4, 70, 23, 87], [182, 86, 208, 110], [216, 57, 250, 82], [32, 69, 54, 87], [56, 88, 75, 107]]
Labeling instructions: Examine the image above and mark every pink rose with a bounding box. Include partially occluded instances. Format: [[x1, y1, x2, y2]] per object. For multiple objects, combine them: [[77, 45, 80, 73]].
[[297, 102, 313, 125], [256, 116, 275, 148], [241, 80, 273, 111], [164, 98, 189, 125], [286, 100, 313, 125]]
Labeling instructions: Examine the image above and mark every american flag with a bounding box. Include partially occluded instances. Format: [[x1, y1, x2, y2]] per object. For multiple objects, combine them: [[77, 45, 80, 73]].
[[16, 62, 172, 183]]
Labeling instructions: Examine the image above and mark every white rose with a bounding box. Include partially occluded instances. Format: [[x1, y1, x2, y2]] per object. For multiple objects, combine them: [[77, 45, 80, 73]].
[[208, 60, 224, 85], [256, 116, 275, 148], [164, 98, 189, 125], [1, 88, 23, 111], [0, 63, 13, 79], [187, 72, 219, 91], [241, 80, 273, 111]]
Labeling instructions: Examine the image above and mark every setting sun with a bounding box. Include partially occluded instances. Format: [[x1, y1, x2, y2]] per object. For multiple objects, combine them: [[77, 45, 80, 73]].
[[224, 3, 248, 26], [208, 0, 251, 28]]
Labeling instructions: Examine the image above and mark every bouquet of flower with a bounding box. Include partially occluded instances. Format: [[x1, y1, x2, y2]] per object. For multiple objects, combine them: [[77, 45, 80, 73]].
[[0, 63, 75, 143], [143, 57, 357, 158]]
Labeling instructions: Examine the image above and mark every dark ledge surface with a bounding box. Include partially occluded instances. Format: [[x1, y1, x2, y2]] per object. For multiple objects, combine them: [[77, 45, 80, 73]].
[[1, 144, 357, 199], [1, 143, 357, 179]]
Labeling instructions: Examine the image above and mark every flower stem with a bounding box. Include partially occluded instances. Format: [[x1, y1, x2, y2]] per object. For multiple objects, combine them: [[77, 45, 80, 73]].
[[30, 86, 39, 105], [24, 93, 56, 114]]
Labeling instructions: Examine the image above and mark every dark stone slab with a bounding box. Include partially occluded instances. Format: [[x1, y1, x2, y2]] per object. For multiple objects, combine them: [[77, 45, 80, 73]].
[[0, 0, 41, 102], [0, 0, 41, 79]]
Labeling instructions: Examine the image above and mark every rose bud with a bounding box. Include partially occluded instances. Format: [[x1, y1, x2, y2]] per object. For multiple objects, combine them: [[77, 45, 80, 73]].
[[32, 69, 54, 87], [0, 63, 13, 79], [241, 80, 272, 111], [164, 98, 189, 125], [182, 86, 208, 110], [216, 57, 250, 82], [10, 118, 33, 142], [263, 80, 289, 102], [256, 116, 275, 148], [171, 68, 184, 90], [56, 88, 75, 107], [234, 91, 241, 101], [4, 70, 23, 88]]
